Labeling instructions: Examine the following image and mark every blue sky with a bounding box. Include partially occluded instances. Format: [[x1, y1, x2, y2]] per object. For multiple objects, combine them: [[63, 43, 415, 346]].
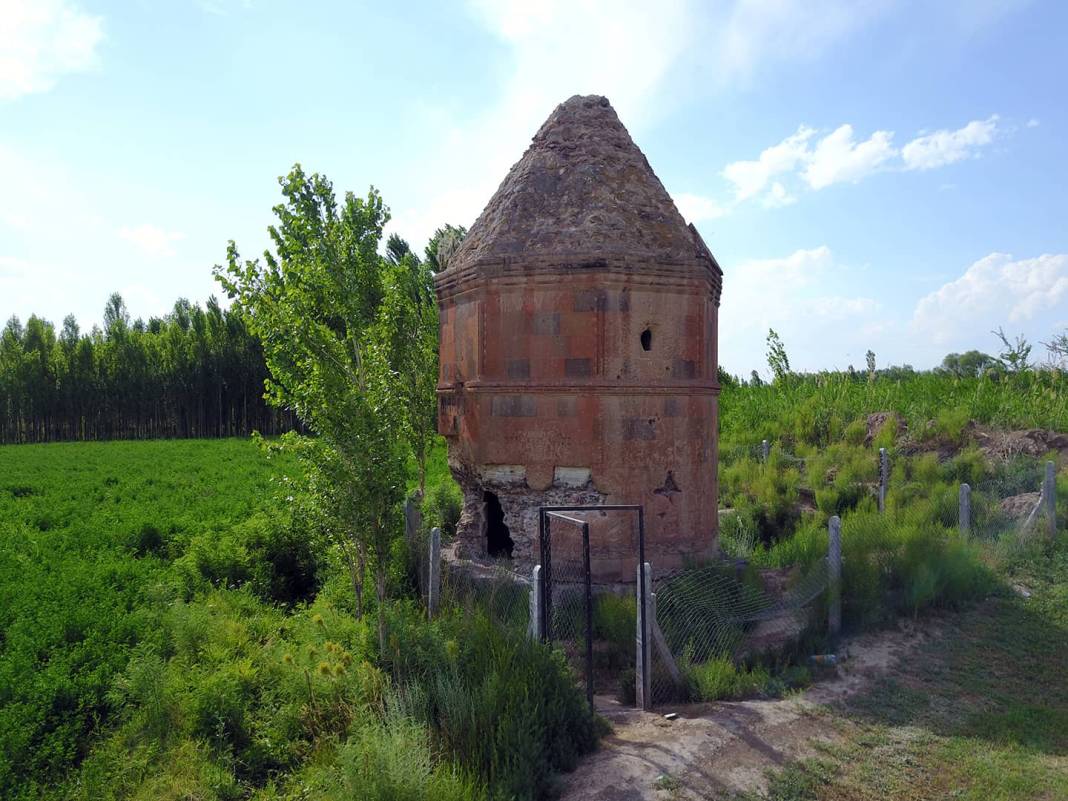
[[2, 0, 1066, 375]]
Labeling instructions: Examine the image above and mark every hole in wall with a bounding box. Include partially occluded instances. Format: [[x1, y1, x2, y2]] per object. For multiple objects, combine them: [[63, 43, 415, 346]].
[[640, 328, 652, 351], [483, 491, 514, 559]]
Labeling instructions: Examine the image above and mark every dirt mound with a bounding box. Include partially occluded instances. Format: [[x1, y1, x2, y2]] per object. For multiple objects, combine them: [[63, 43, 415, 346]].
[[999, 492, 1042, 519], [973, 427, 1068, 460], [864, 412, 906, 446]]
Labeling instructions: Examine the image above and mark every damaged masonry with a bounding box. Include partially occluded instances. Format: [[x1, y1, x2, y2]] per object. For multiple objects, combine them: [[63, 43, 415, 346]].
[[435, 95, 723, 582]]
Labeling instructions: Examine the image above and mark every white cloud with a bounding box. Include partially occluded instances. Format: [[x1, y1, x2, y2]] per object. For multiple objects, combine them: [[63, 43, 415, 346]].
[[719, 114, 1002, 210], [118, 224, 185, 258], [913, 252, 1068, 346], [0, 0, 103, 101], [387, 0, 694, 249], [0, 141, 103, 231], [901, 115, 998, 171], [674, 192, 728, 222], [1026, 118, 1040, 128], [715, 247, 1068, 373], [723, 125, 814, 201], [762, 182, 796, 208], [803, 124, 896, 189]]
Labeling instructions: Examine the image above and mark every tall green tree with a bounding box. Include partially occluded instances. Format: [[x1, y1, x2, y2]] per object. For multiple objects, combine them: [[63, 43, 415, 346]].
[[765, 328, 791, 382], [215, 164, 420, 650]]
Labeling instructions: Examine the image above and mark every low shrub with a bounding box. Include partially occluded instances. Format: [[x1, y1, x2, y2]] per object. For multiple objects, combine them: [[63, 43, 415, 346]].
[[423, 481, 463, 539], [683, 655, 771, 701], [593, 593, 635, 669], [173, 512, 323, 605], [412, 613, 600, 801], [305, 712, 484, 801]]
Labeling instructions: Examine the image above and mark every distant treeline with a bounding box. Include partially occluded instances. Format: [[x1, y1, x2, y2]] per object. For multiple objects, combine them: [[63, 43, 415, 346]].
[[0, 293, 298, 444]]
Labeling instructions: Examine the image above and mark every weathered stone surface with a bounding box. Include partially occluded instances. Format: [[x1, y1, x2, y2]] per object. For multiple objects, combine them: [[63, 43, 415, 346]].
[[436, 96, 721, 577], [447, 95, 720, 274]]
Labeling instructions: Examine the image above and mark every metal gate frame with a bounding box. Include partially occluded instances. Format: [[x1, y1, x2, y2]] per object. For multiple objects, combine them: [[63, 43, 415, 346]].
[[538, 504, 646, 712]]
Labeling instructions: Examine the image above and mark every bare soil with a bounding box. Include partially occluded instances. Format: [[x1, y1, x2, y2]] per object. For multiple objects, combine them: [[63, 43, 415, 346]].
[[559, 619, 939, 801]]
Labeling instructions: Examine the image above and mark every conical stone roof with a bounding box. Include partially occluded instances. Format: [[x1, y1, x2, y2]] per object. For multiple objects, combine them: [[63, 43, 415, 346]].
[[447, 95, 719, 275]]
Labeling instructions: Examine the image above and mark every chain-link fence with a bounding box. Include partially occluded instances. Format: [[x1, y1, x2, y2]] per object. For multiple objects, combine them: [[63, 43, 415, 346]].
[[439, 558, 533, 634], [541, 509, 642, 706], [646, 557, 831, 705], [968, 457, 1056, 542], [412, 449, 1061, 713]]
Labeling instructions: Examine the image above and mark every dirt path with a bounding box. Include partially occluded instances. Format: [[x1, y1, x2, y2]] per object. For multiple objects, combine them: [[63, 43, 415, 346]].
[[560, 619, 939, 801]]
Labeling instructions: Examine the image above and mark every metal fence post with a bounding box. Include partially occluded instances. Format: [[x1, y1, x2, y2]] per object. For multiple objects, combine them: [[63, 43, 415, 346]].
[[427, 526, 441, 619], [878, 448, 888, 513], [1045, 461, 1057, 539], [528, 565, 543, 640], [761, 439, 770, 462], [828, 516, 842, 640], [636, 561, 652, 711], [959, 483, 971, 538]]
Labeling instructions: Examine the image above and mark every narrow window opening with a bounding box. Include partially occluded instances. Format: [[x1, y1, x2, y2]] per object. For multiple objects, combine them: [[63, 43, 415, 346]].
[[640, 328, 652, 351], [483, 491, 514, 559]]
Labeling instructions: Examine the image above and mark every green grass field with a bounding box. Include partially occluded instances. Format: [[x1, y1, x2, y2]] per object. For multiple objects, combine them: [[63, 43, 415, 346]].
[[0, 439, 289, 797]]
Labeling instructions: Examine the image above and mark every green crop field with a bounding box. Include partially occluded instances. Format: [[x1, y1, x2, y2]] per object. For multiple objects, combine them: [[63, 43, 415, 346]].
[[0, 438, 595, 801], [1, 373, 1066, 801], [0, 440, 292, 797]]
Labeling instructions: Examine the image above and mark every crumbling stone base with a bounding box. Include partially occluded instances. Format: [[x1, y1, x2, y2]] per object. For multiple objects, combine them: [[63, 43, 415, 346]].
[[450, 459, 605, 567]]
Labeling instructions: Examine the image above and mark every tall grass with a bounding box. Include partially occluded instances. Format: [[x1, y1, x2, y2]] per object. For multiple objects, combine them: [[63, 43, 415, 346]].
[[720, 371, 1068, 448]]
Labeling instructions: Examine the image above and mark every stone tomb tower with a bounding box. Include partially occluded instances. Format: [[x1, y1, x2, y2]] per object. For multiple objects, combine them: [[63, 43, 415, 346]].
[[435, 95, 723, 579]]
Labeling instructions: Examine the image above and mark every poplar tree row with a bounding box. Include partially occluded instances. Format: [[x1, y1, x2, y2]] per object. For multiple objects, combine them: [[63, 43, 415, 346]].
[[0, 293, 298, 444]]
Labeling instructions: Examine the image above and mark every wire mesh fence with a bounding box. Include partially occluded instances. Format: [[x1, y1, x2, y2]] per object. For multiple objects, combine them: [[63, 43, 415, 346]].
[[647, 557, 831, 705], [439, 558, 533, 634], [542, 509, 642, 705], [968, 457, 1053, 542], [412, 446, 1060, 712]]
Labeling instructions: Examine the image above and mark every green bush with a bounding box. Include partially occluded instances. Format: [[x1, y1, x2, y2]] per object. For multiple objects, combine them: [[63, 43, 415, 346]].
[[838, 512, 993, 626], [306, 713, 484, 801], [173, 512, 323, 605], [683, 655, 771, 701], [423, 481, 463, 539], [412, 613, 600, 801], [593, 593, 635, 669]]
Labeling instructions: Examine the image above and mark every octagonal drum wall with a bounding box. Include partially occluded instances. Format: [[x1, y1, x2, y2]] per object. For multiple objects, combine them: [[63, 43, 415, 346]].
[[438, 269, 720, 577]]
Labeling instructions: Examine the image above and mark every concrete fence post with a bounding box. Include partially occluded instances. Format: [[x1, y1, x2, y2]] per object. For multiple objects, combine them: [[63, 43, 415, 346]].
[[761, 439, 770, 462], [959, 483, 971, 538], [878, 448, 889, 513], [1045, 461, 1057, 539], [649, 591, 683, 690], [828, 515, 842, 640], [636, 561, 652, 711], [427, 526, 441, 619], [528, 565, 543, 640]]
